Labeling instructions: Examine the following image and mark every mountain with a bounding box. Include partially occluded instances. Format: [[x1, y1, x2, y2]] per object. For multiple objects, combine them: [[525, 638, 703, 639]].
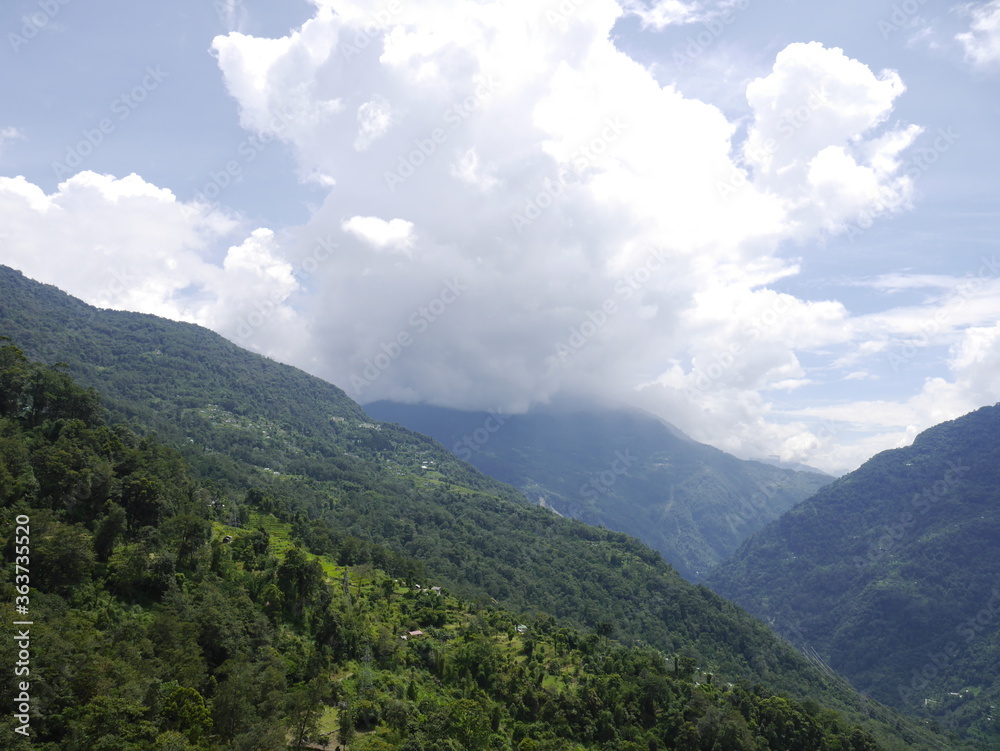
[[0, 344, 890, 750], [364, 399, 832, 580], [0, 264, 956, 749], [708, 405, 1000, 748]]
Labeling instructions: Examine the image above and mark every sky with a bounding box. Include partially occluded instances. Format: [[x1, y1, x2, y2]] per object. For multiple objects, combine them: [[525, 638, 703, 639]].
[[1, 0, 999, 474]]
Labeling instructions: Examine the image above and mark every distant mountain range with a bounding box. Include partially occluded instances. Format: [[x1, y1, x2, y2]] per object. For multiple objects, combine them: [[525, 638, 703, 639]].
[[708, 405, 1000, 748], [365, 399, 832, 580]]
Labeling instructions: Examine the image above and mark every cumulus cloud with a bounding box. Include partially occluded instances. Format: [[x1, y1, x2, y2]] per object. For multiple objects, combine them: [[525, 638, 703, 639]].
[[354, 97, 393, 151], [956, 0, 1000, 68], [5, 1, 992, 475], [738, 42, 920, 235], [341, 215, 414, 251], [0, 171, 314, 362], [200, 0, 952, 472]]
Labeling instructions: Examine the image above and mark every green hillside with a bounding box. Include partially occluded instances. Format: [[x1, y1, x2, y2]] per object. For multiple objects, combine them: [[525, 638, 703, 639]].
[[0, 265, 958, 749], [0, 342, 896, 750], [708, 406, 1000, 748], [365, 400, 831, 580]]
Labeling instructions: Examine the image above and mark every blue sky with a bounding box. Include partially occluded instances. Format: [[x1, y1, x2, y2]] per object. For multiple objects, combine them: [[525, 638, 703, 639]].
[[1, 0, 998, 473]]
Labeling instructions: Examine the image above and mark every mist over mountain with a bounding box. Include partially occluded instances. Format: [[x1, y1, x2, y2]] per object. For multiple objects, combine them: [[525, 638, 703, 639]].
[[365, 399, 831, 580]]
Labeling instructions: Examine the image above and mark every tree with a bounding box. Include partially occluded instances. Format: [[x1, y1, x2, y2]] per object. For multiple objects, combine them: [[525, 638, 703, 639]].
[[288, 676, 331, 749], [338, 702, 356, 747], [33, 519, 95, 591], [94, 503, 127, 562], [159, 684, 212, 744]]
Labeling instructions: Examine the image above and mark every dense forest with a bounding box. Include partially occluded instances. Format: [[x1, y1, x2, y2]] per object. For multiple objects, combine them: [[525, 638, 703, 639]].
[[0, 265, 961, 748], [0, 342, 892, 750], [708, 406, 1000, 749]]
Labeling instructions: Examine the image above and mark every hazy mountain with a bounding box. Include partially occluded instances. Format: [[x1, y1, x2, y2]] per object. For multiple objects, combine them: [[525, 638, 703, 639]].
[[708, 405, 1000, 748], [0, 264, 955, 749], [365, 399, 832, 580]]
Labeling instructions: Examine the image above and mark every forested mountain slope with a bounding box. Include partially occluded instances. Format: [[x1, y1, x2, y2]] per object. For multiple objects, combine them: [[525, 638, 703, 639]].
[[0, 343, 896, 750], [708, 406, 1000, 749], [365, 400, 830, 580], [0, 264, 957, 749]]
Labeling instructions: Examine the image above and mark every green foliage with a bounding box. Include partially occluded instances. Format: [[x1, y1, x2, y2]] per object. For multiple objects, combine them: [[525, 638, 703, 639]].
[[0, 269, 961, 749], [709, 405, 1000, 749], [364, 400, 832, 580], [0, 344, 886, 751]]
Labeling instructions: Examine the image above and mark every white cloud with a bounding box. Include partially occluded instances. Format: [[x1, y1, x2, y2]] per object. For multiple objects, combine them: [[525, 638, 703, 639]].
[[0, 127, 23, 157], [620, 0, 746, 29], [199, 1, 946, 473], [0, 171, 314, 361], [218, 0, 247, 31], [354, 97, 393, 151], [6, 2, 987, 477], [739, 42, 920, 235], [956, 0, 1000, 68], [341, 215, 414, 251]]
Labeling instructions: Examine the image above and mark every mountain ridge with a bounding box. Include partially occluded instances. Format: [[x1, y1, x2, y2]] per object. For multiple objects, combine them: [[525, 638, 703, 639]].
[[0, 263, 959, 749], [364, 398, 832, 580], [708, 404, 1000, 748]]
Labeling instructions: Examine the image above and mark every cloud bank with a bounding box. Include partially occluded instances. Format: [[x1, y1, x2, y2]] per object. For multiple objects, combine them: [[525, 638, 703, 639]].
[[2, 0, 998, 473]]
